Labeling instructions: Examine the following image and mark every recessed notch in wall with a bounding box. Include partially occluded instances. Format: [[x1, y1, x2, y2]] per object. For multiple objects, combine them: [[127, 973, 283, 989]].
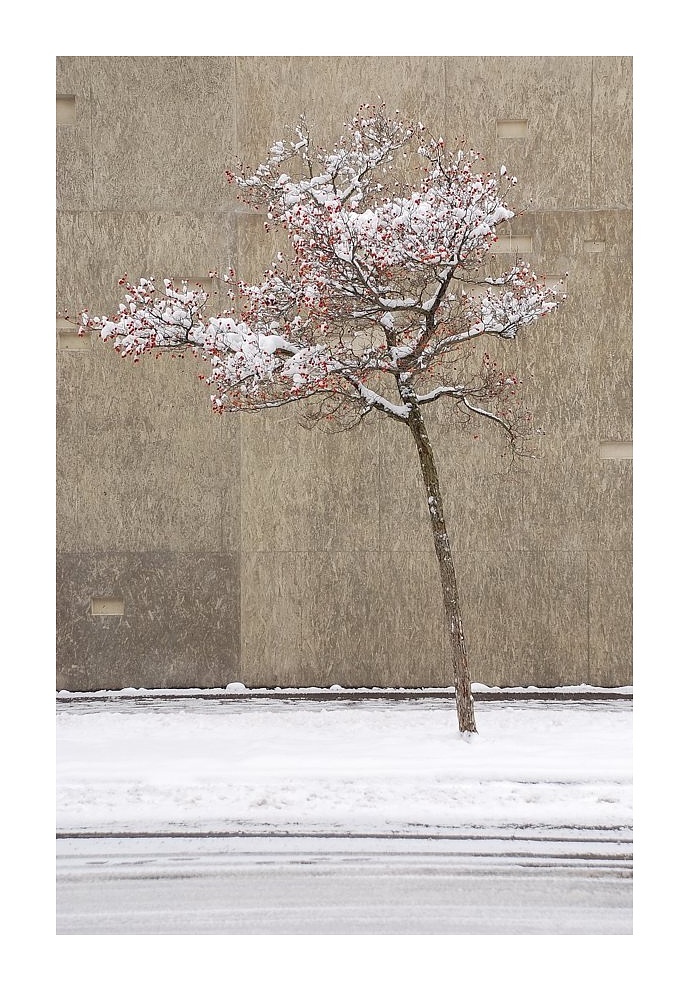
[[56, 95, 76, 126], [599, 441, 632, 460], [543, 275, 568, 292], [173, 276, 214, 296], [493, 235, 533, 254], [91, 597, 125, 617], [57, 318, 91, 351], [497, 119, 528, 139]]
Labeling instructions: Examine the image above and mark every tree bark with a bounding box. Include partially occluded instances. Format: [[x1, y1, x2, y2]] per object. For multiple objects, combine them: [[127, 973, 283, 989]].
[[405, 398, 477, 734]]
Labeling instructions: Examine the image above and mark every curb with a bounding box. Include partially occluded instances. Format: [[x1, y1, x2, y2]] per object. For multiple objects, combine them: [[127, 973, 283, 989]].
[[56, 690, 632, 704]]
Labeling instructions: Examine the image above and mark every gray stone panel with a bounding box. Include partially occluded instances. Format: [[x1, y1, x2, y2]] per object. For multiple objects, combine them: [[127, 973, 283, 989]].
[[56, 553, 240, 690]]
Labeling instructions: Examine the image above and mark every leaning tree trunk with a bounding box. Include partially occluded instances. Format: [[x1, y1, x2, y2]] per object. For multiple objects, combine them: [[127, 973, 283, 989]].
[[405, 399, 477, 734]]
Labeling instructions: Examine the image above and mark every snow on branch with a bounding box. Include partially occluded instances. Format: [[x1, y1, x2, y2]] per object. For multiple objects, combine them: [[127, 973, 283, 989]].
[[77, 107, 564, 435]]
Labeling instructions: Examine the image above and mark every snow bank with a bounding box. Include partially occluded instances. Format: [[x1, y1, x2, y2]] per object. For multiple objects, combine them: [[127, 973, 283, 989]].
[[57, 698, 632, 835]]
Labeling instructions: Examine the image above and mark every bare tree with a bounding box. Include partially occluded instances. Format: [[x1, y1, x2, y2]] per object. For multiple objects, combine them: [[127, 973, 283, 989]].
[[76, 106, 564, 733]]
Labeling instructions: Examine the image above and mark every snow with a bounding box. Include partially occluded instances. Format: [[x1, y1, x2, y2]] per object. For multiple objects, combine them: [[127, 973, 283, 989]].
[[57, 697, 632, 836], [56, 682, 633, 698]]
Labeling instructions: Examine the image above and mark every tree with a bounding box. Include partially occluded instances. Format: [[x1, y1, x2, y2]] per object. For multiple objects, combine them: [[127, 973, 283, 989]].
[[76, 106, 564, 734]]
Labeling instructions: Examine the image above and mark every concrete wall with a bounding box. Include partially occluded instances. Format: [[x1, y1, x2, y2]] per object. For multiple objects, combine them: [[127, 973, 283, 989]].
[[56, 56, 632, 690]]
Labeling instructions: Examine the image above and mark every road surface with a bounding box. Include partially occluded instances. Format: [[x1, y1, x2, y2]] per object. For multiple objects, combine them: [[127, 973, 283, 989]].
[[56, 830, 632, 935]]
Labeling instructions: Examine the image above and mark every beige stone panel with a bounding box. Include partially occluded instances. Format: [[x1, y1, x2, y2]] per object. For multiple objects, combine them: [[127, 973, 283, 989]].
[[240, 547, 473, 688], [57, 347, 241, 553], [523, 551, 589, 685], [235, 56, 445, 171], [57, 479, 223, 554], [459, 552, 531, 687], [588, 550, 632, 686], [239, 552, 305, 687], [88, 211, 234, 315], [56, 211, 96, 316], [299, 552, 447, 687], [88, 56, 237, 211], [57, 340, 227, 432], [585, 258, 632, 441], [378, 414, 523, 555], [592, 57, 633, 209], [444, 57, 592, 209], [239, 549, 589, 689], [240, 406, 379, 553], [460, 551, 589, 687], [59, 415, 232, 506], [57, 552, 240, 690], [56, 57, 93, 210], [518, 437, 632, 552], [235, 210, 291, 284], [516, 211, 632, 439]]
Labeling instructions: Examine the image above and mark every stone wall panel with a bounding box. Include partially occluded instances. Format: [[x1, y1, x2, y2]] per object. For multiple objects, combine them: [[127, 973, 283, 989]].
[[56, 552, 240, 690]]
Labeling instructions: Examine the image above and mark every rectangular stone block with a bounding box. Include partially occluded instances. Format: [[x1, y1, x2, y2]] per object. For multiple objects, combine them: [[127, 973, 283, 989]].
[[240, 551, 447, 688], [461, 551, 590, 687], [444, 56, 592, 210], [55, 212, 97, 315], [89, 211, 234, 316], [88, 56, 238, 211], [57, 318, 92, 351], [56, 345, 242, 554], [588, 550, 632, 686], [516, 211, 631, 441], [518, 437, 632, 553], [592, 57, 633, 209], [240, 406, 380, 554], [235, 56, 446, 174], [378, 414, 523, 556], [57, 553, 241, 691], [493, 235, 533, 254], [56, 58, 93, 210]]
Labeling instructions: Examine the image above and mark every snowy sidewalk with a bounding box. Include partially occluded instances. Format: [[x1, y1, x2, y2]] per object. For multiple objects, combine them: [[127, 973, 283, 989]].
[[56, 696, 632, 836]]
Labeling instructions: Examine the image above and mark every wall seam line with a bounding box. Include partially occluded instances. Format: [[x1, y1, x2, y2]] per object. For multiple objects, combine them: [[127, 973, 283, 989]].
[[589, 57, 594, 210]]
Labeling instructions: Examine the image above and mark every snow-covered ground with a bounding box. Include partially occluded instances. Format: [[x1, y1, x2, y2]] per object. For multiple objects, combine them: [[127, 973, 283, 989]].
[[57, 695, 632, 835]]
